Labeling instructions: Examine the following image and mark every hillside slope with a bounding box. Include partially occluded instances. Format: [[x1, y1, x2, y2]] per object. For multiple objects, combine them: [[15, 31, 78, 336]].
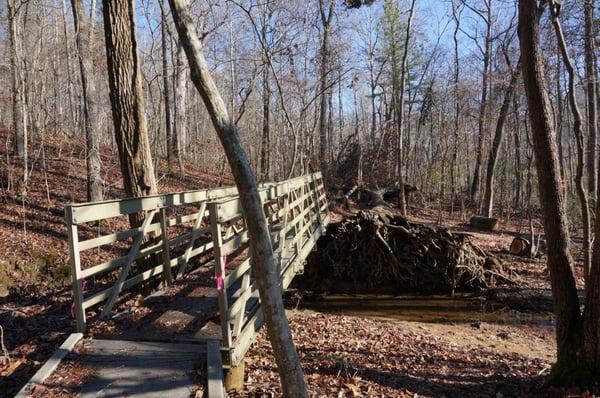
[[0, 128, 233, 395]]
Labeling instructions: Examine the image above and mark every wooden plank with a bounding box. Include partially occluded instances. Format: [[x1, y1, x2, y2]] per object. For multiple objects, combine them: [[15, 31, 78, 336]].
[[83, 261, 166, 309], [209, 203, 232, 349], [15, 333, 84, 398], [80, 238, 164, 279], [68, 186, 238, 224], [224, 258, 251, 289], [230, 308, 263, 366], [206, 341, 225, 398], [79, 339, 206, 398], [177, 202, 207, 278], [159, 208, 174, 286], [65, 214, 86, 332]]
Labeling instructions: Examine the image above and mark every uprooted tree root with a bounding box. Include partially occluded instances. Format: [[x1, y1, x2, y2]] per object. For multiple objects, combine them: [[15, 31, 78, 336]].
[[301, 209, 511, 293]]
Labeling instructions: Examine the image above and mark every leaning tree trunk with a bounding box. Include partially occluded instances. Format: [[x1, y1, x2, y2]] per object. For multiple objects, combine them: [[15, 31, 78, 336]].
[[72, 0, 103, 202], [551, 6, 592, 286], [519, 0, 586, 384], [102, 0, 157, 227], [483, 61, 521, 217], [168, 0, 308, 396]]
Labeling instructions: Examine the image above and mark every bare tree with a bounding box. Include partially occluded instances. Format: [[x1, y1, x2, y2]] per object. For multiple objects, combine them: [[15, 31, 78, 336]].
[[102, 0, 158, 226], [482, 49, 521, 217], [584, 0, 597, 199], [7, 0, 27, 182], [519, 0, 588, 383], [160, 1, 175, 173], [395, 0, 416, 216], [550, 4, 592, 286], [465, 0, 493, 204], [167, 0, 308, 396], [318, 0, 334, 178], [72, 0, 103, 202]]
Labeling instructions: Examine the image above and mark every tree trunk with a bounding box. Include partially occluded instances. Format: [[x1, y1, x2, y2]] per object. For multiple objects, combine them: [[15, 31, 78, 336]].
[[160, 1, 175, 173], [518, 0, 585, 383], [167, 0, 308, 396], [8, 0, 27, 181], [318, 0, 334, 179], [470, 0, 492, 204], [260, 11, 271, 181], [72, 0, 103, 202], [551, 6, 592, 286], [102, 0, 158, 227], [584, 0, 597, 200], [483, 61, 521, 217], [395, 0, 416, 217], [173, 44, 186, 177]]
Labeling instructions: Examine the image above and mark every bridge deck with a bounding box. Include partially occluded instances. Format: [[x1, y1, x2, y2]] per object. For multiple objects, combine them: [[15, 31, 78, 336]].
[[78, 339, 210, 398]]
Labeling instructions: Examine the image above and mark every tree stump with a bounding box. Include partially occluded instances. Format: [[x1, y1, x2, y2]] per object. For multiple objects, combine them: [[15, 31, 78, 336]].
[[510, 236, 532, 256]]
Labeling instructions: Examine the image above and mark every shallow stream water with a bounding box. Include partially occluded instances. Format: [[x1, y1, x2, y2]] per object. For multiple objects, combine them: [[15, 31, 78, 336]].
[[298, 294, 555, 328]]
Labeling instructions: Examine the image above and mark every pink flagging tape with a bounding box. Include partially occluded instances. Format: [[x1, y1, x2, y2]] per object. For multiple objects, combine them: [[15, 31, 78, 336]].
[[214, 255, 227, 292]]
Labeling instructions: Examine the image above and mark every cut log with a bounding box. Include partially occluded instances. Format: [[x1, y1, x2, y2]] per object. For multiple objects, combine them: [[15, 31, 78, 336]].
[[469, 216, 500, 231], [510, 236, 532, 256]]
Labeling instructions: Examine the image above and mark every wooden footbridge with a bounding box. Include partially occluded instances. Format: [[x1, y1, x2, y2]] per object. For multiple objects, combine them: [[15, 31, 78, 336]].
[[18, 173, 328, 397]]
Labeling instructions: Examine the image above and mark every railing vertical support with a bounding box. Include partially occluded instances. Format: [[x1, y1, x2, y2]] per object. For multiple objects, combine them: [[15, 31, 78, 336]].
[[209, 202, 233, 355], [159, 208, 174, 286], [311, 174, 323, 228], [66, 208, 86, 332]]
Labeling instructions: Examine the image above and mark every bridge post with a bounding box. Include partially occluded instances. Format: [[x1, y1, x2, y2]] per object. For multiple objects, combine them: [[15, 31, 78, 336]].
[[224, 360, 245, 392], [65, 208, 86, 332], [208, 202, 233, 363], [159, 208, 174, 286]]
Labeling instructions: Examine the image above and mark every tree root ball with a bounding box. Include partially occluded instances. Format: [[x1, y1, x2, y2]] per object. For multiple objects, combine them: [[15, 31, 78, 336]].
[[299, 210, 507, 293]]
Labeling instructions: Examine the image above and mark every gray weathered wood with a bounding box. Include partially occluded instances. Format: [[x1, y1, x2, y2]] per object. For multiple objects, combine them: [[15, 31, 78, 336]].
[[79, 339, 205, 398], [206, 340, 225, 398], [15, 333, 83, 398]]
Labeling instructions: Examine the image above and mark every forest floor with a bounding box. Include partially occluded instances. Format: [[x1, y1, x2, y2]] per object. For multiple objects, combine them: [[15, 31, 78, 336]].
[[0, 128, 592, 397], [233, 206, 585, 397], [0, 128, 233, 397]]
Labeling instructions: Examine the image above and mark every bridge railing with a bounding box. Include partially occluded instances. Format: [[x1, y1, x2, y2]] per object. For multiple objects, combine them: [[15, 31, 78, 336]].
[[65, 172, 328, 336], [209, 172, 328, 366]]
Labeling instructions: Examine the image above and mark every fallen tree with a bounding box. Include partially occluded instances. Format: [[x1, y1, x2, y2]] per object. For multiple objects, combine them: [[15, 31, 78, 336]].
[[299, 210, 508, 293]]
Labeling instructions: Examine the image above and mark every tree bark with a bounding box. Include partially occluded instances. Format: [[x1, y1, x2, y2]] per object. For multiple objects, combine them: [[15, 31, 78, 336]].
[[174, 44, 186, 177], [584, 0, 597, 199], [72, 0, 103, 202], [551, 6, 592, 286], [260, 9, 271, 181], [470, 0, 492, 204], [8, 0, 28, 181], [518, 0, 585, 383], [318, 0, 334, 179], [102, 0, 157, 226], [160, 1, 175, 173], [483, 61, 521, 217], [167, 0, 308, 396], [395, 0, 416, 217]]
